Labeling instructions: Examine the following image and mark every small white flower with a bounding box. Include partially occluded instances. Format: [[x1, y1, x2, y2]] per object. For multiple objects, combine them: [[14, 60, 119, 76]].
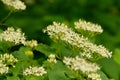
[[0, 53, 18, 74], [47, 54, 57, 63], [74, 19, 103, 33], [0, 27, 26, 45], [23, 66, 47, 76], [25, 40, 38, 48], [0, 53, 18, 67], [0, 60, 9, 74], [44, 22, 112, 58], [88, 73, 101, 80], [63, 57, 72, 66], [1, 0, 26, 10], [63, 56, 100, 72], [63, 56, 101, 80]]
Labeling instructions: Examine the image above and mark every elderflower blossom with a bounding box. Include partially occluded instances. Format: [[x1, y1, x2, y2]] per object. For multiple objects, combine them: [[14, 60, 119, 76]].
[[0, 27, 26, 45], [47, 54, 57, 63], [0, 60, 9, 74], [63, 56, 100, 72], [0, 53, 18, 67], [74, 19, 103, 33], [1, 0, 26, 10], [25, 40, 38, 48], [88, 73, 101, 80], [43, 22, 112, 58], [23, 66, 47, 76], [63, 56, 101, 80], [81, 44, 112, 58]]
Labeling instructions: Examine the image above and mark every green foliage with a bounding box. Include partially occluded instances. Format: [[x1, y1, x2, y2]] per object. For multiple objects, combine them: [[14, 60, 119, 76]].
[[113, 48, 120, 64], [97, 58, 120, 80], [24, 75, 48, 80], [98, 71, 109, 80], [7, 76, 20, 80], [0, 0, 120, 80], [47, 61, 75, 80], [35, 43, 55, 56]]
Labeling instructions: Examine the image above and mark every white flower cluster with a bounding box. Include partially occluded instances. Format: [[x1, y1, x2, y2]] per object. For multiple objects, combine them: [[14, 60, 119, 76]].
[[0, 27, 39, 47], [74, 19, 103, 33], [1, 0, 26, 10], [82, 45, 112, 58], [44, 22, 112, 58], [0, 60, 9, 74], [25, 40, 38, 48], [88, 73, 101, 80], [0, 27, 26, 45], [47, 54, 57, 63], [23, 66, 47, 76], [63, 56, 101, 80], [0, 53, 18, 67], [0, 53, 18, 74]]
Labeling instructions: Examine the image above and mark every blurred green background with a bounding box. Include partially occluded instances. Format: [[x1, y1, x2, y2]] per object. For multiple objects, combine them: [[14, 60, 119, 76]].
[[0, 0, 120, 49], [0, 0, 120, 79]]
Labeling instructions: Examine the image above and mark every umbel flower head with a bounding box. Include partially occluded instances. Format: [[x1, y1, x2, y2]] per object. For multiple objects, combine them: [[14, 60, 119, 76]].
[[74, 19, 103, 34], [23, 66, 47, 76], [25, 40, 38, 48], [43, 22, 112, 59], [1, 0, 26, 10], [0, 53, 18, 74], [0, 27, 26, 45], [0, 53, 18, 67], [63, 56, 101, 80]]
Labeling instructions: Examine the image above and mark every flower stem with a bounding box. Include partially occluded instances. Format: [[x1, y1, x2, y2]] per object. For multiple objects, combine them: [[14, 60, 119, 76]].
[[1, 10, 13, 23]]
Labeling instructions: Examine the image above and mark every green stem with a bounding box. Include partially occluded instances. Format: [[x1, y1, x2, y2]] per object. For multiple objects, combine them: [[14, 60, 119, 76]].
[[56, 40, 62, 59], [1, 10, 13, 23]]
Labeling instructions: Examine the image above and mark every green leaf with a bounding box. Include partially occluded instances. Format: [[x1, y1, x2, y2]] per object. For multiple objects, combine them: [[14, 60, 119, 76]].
[[97, 58, 120, 80], [10, 61, 30, 76], [25, 75, 47, 80], [48, 61, 75, 80], [7, 76, 20, 80], [0, 41, 14, 52], [12, 46, 33, 60], [98, 71, 108, 80], [19, 46, 31, 52], [12, 51, 28, 61], [52, 41, 80, 57], [35, 43, 55, 56], [113, 48, 120, 64]]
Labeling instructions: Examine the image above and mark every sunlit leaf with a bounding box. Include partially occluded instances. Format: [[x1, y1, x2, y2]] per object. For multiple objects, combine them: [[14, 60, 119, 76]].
[[35, 43, 55, 56]]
